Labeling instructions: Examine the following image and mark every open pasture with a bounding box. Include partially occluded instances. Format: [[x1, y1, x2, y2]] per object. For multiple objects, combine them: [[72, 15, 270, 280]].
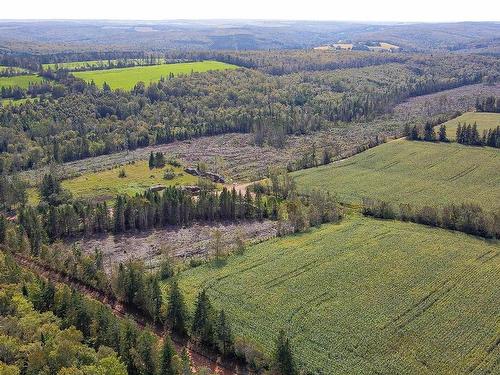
[[441, 112, 500, 140], [72, 60, 238, 90], [293, 139, 500, 210], [42, 58, 155, 70], [0, 74, 43, 89], [29, 160, 198, 204], [172, 215, 500, 374]]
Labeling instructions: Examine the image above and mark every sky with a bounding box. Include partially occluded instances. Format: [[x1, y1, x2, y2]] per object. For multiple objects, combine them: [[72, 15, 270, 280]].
[[1, 0, 499, 22]]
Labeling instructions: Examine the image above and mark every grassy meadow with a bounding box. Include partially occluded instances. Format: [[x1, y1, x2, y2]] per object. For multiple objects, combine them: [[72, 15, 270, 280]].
[[0, 65, 30, 74], [0, 98, 31, 107], [0, 74, 43, 89], [441, 112, 500, 140], [42, 59, 152, 70], [73, 60, 238, 90], [170, 215, 500, 374], [293, 139, 500, 210], [29, 160, 198, 204]]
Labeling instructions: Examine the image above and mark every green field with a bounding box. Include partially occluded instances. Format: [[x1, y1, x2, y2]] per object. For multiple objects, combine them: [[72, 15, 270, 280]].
[[0, 74, 43, 89], [28, 160, 198, 204], [0, 98, 30, 107], [441, 112, 500, 140], [42, 59, 152, 70], [171, 215, 500, 374], [73, 60, 238, 90], [293, 139, 500, 210], [0, 65, 30, 74]]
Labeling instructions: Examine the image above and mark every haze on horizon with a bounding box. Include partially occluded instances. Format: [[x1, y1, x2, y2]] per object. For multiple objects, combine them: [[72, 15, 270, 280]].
[[1, 0, 499, 23]]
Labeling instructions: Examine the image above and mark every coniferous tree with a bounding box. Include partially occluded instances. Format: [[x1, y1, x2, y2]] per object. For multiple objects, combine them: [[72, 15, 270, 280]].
[[160, 336, 176, 375], [274, 329, 298, 375], [192, 289, 215, 346], [438, 124, 448, 142], [149, 152, 155, 170], [166, 281, 188, 336], [216, 309, 234, 356]]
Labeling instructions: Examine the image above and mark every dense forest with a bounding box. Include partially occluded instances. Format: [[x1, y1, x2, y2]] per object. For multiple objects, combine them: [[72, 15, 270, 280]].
[[0, 52, 498, 173]]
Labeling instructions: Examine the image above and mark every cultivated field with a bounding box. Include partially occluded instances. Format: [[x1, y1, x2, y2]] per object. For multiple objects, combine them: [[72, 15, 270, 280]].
[[172, 215, 500, 374], [0, 74, 43, 89], [73, 60, 238, 90], [29, 160, 198, 204], [441, 112, 500, 140], [293, 139, 500, 210], [42, 58, 154, 70]]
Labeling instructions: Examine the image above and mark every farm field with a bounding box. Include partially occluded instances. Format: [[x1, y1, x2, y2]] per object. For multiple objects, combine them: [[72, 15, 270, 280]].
[[42, 58, 158, 70], [293, 139, 500, 210], [73, 60, 238, 90], [28, 160, 198, 204], [441, 112, 500, 140], [0, 74, 43, 89], [171, 215, 500, 374]]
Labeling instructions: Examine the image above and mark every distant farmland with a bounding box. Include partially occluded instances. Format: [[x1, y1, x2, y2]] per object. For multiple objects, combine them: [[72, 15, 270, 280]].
[[42, 58, 155, 70], [293, 139, 500, 210], [73, 60, 239, 90], [441, 112, 500, 140], [0, 74, 43, 89], [172, 215, 500, 374]]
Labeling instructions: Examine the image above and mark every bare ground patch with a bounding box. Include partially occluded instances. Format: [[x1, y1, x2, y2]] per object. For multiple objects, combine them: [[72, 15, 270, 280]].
[[71, 220, 278, 271]]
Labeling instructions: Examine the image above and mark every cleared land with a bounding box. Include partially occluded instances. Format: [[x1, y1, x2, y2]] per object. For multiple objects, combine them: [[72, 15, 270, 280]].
[[76, 220, 277, 271], [0, 74, 43, 89], [29, 161, 198, 204], [293, 139, 500, 210], [172, 215, 500, 374], [73, 60, 238, 90], [0, 65, 30, 73], [441, 112, 500, 140], [42, 58, 155, 70]]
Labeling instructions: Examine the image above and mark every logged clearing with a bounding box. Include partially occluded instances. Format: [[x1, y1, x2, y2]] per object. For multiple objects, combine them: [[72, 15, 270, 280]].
[[73, 60, 238, 90], [0, 74, 43, 89], [293, 139, 500, 210], [441, 112, 500, 140], [172, 215, 500, 374]]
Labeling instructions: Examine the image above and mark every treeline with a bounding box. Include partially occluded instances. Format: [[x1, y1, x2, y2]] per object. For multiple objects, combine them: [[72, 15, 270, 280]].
[[407, 121, 500, 148], [476, 96, 500, 113], [362, 198, 500, 239], [1, 52, 497, 173]]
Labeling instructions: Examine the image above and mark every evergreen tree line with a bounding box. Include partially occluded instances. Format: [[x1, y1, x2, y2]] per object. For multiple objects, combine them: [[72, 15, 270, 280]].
[[475, 96, 500, 113], [456, 123, 500, 148], [362, 198, 500, 239]]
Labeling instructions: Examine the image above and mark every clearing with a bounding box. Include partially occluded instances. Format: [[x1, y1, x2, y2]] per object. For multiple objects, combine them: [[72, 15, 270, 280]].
[[42, 58, 158, 70], [293, 139, 500, 210], [440, 112, 500, 140], [172, 215, 500, 374], [0, 74, 43, 89], [73, 60, 239, 90], [29, 160, 198, 204]]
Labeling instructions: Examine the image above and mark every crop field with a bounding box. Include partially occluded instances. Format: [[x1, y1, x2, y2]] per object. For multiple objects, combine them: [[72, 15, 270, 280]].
[[42, 58, 156, 70], [293, 139, 500, 210], [28, 160, 198, 204], [72, 60, 239, 90], [0, 74, 43, 89], [441, 112, 500, 140], [171, 215, 500, 374]]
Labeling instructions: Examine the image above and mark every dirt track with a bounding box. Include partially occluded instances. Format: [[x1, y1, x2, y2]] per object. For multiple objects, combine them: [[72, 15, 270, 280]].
[[13, 253, 245, 375]]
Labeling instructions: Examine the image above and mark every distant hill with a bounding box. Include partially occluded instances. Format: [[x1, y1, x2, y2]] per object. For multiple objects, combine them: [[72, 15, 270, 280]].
[[0, 20, 498, 53]]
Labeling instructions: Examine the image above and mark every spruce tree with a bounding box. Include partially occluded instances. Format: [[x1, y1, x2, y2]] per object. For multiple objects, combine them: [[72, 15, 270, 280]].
[[438, 125, 448, 142], [166, 281, 188, 336], [216, 309, 234, 356], [274, 329, 298, 375], [160, 336, 176, 375], [192, 289, 215, 346], [149, 152, 155, 170]]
